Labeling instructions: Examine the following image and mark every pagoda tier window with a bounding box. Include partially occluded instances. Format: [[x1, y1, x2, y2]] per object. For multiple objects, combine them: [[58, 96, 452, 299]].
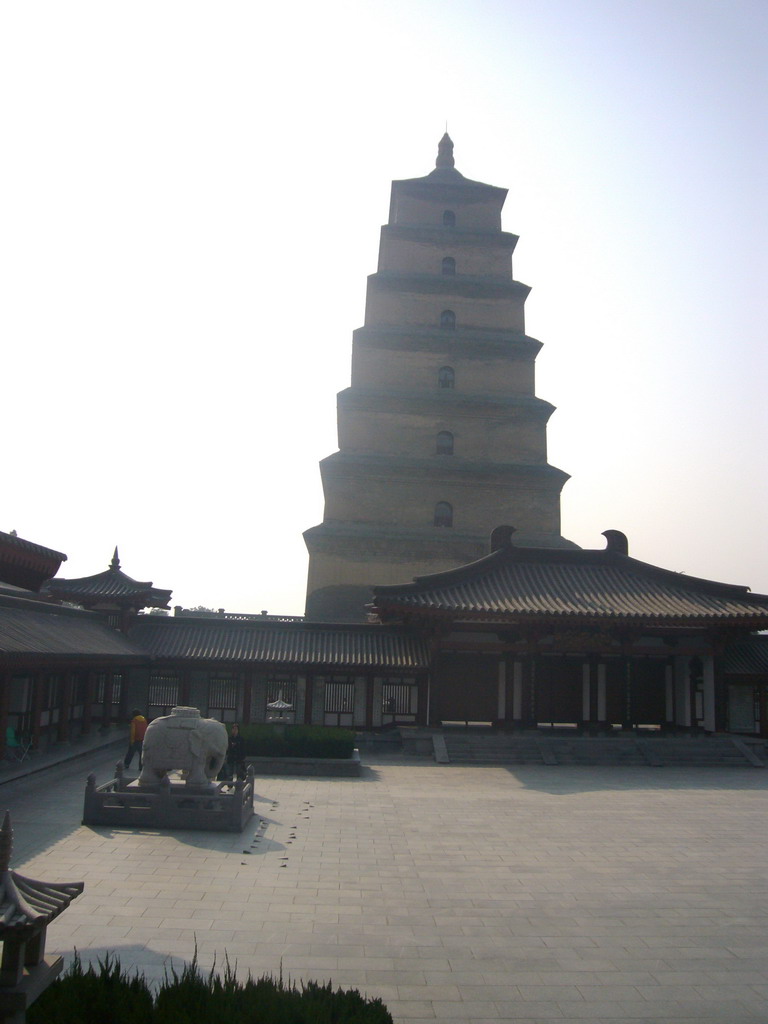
[[434, 501, 453, 527], [440, 309, 456, 330], [442, 257, 456, 276], [438, 365, 455, 389], [436, 431, 454, 455], [443, 210, 456, 227]]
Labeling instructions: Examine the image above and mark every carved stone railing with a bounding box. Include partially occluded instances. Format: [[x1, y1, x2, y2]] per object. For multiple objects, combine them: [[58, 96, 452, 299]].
[[83, 763, 255, 832]]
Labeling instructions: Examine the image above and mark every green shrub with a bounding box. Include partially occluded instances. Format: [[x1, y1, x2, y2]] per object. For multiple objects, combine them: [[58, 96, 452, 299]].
[[30, 952, 392, 1023], [239, 724, 355, 759], [28, 952, 154, 1024]]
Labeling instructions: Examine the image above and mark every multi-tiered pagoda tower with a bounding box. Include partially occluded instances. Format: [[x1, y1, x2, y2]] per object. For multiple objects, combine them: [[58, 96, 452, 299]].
[[304, 135, 575, 621]]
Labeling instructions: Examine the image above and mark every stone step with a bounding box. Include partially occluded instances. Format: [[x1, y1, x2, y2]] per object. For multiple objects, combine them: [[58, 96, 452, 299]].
[[441, 735, 764, 768]]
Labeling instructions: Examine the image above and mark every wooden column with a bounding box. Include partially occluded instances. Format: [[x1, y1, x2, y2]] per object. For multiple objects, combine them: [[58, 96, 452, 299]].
[[179, 670, 191, 708], [712, 638, 729, 733], [0, 674, 9, 759], [101, 673, 114, 729], [304, 674, 315, 725], [365, 672, 375, 729], [522, 654, 536, 728], [30, 675, 43, 750], [81, 671, 95, 736], [242, 674, 252, 725], [417, 674, 429, 727], [57, 673, 72, 743], [586, 655, 600, 730]]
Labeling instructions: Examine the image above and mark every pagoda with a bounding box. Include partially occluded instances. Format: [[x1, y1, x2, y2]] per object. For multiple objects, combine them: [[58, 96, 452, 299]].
[[304, 135, 575, 621]]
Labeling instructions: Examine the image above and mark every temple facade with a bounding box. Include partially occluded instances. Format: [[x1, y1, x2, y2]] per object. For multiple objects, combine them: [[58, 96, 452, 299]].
[[2, 530, 768, 753], [304, 135, 574, 622]]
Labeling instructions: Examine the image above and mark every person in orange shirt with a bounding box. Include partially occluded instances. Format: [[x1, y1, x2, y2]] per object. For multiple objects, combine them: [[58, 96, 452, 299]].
[[124, 709, 148, 770]]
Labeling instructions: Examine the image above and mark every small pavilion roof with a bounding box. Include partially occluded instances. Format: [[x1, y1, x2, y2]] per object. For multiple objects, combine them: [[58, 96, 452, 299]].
[[0, 812, 83, 936], [43, 548, 172, 610], [371, 530, 768, 631], [0, 530, 67, 592]]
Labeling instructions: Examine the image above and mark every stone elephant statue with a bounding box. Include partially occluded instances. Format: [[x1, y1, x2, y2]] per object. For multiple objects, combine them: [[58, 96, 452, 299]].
[[138, 706, 228, 788]]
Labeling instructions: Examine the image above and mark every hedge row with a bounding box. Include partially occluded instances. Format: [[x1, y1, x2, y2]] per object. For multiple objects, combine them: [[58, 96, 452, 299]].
[[239, 724, 355, 759], [29, 953, 393, 1023]]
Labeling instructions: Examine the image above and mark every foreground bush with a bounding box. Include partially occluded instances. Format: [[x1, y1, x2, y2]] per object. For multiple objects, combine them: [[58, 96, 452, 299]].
[[239, 724, 355, 759], [28, 953, 153, 1024], [29, 953, 392, 1023]]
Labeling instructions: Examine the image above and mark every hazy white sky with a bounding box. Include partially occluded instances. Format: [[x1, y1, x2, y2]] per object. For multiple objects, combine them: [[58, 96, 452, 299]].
[[3, 0, 767, 614]]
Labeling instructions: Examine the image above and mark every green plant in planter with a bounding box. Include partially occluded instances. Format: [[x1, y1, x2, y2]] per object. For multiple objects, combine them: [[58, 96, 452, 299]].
[[239, 724, 355, 759]]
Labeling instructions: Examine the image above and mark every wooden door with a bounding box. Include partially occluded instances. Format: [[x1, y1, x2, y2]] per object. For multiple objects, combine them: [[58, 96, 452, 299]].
[[535, 656, 583, 727], [433, 653, 498, 724]]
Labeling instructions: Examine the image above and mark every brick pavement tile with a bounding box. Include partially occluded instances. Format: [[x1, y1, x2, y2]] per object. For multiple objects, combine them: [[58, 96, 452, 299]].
[[432, 1000, 505, 1018], [5, 757, 768, 1024], [491, 1001, 565, 1019]]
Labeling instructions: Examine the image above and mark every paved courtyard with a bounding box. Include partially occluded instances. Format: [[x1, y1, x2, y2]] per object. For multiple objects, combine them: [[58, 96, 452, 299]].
[[4, 746, 768, 1023]]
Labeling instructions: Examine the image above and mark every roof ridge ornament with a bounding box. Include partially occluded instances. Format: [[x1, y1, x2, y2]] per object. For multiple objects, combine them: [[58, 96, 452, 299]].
[[436, 132, 455, 169], [490, 525, 516, 552], [602, 530, 629, 556], [110, 546, 120, 572]]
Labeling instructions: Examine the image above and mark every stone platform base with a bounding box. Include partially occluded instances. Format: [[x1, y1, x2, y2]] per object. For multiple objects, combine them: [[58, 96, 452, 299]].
[[82, 770, 255, 831], [245, 750, 361, 777], [0, 955, 63, 1021]]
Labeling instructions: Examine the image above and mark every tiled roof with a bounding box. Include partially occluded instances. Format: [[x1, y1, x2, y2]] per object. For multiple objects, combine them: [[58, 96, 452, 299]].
[[0, 597, 144, 658], [129, 618, 430, 669], [372, 539, 768, 628], [0, 530, 67, 591], [725, 637, 768, 675], [44, 550, 171, 609]]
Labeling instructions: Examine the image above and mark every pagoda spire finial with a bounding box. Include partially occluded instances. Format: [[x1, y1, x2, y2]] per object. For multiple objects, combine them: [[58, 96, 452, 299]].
[[436, 132, 455, 169], [110, 546, 120, 571]]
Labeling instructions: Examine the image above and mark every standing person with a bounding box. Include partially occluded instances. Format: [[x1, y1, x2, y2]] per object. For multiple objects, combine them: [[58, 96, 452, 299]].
[[224, 723, 245, 781], [124, 709, 148, 770]]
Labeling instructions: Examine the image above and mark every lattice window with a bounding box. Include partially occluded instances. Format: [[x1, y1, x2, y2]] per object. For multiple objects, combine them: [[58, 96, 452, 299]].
[[95, 673, 122, 712], [209, 677, 238, 710], [40, 675, 61, 727], [266, 678, 296, 707], [7, 677, 32, 735], [324, 680, 355, 713], [209, 675, 238, 723], [381, 681, 417, 716], [265, 676, 297, 722], [148, 674, 179, 714]]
